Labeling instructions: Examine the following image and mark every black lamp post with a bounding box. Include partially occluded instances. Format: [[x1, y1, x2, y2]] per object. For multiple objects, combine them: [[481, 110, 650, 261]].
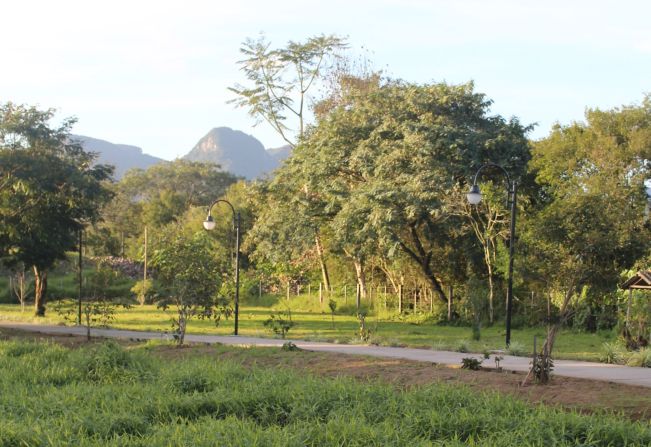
[[203, 199, 241, 336], [467, 163, 517, 347]]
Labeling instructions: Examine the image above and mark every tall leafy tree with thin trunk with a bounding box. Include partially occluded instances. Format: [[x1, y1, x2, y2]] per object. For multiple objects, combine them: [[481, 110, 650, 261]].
[[0, 103, 113, 316]]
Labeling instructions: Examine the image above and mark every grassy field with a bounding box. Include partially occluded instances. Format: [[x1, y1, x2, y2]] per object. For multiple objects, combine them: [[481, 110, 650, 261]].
[[0, 291, 618, 361], [1, 336, 649, 446]]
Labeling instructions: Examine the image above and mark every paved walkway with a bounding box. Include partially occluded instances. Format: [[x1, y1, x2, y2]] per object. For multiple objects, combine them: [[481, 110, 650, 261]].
[[2, 322, 651, 388]]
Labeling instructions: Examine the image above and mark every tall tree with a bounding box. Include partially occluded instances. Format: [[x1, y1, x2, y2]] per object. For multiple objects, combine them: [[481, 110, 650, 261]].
[[288, 81, 530, 304], [229, 33, 347, 147], [0, 103, 113, 316], [230, 34, 347, 290], [526, 95, 651, 356]]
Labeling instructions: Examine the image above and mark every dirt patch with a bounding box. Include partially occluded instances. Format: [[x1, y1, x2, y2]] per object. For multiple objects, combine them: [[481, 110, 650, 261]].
[[2, 327, 650, 421]]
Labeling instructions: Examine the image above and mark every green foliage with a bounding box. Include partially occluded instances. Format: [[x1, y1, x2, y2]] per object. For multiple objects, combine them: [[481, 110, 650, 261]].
[[601, 341, 627, 364], [0, 102, 114, 316], [506, 341, 527, 356], [328, 298, 337, 328], [626, 348, 651, 368], [229, 34, 347, 145], [460, 357, 483, 370], [281, 341, 300, 351], [152, 228, 224, 344], [54, 265, 131, 340], [4, 339, 649, 446], [532, 354, 554, 384], [263, 308, 295, 339], [79, 340, 154, 384], [357, 312, 371, 342], [131, 279, 155, 305]]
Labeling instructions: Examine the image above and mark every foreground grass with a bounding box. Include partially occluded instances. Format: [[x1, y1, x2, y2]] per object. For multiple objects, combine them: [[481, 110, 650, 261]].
[[1, 339, 650, 446], [0, 297, 617, 361]]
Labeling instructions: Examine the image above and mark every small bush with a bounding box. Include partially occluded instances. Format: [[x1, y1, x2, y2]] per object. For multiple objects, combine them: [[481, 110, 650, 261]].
[[461, 357, 483, 370], [455, 339, 470, 353], [281, 342, 300, 351], [600, 341, 627, 364], [627, 348, 651, 368], [507, 340, 527, 356], [78, 340, 153, 383]]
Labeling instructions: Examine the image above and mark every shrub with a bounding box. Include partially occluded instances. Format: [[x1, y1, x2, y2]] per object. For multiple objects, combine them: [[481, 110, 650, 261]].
[[627, 348, 651, 368], [507, 340, 527, 356], [78, 340, 153, 383], [461, 357, 483, 370], [600, 341, 627, 364], [455, 339, 470, 353]]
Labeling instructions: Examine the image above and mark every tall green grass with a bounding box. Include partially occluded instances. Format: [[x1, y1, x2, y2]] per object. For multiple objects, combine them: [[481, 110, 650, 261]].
[[0, 339, 649, 446]]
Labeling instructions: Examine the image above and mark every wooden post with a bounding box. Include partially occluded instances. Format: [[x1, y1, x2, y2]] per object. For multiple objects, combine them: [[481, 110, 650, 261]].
[[430, 288, 433, 313], [297, 284, 301, 296], [413, 289, 417, 313], [319, 282, 323, 304], [447, 285, 452, 321], [308, 283, 311, 299], [384, 285, 387, 309], [142, 225, 148, 306], [398, 284, 403, 313], [286, 282, 290, 301], [344, 284, 347, 304], [259, 280, 262, 299], [626, 288, 633, 327]]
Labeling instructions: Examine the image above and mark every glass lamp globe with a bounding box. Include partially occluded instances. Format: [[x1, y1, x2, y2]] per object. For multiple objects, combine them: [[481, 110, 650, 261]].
[[203, 215, 216, 230], [466, 184, 482, 205]]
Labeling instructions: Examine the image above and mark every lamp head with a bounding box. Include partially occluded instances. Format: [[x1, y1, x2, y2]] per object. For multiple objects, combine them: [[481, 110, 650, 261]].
[[466, 184, 482, 205], [203, 215, 216, 230]]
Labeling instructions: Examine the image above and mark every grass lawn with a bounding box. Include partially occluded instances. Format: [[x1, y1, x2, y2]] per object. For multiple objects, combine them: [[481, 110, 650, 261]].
[[0, 292, 617, 362], [1, 332, 649, 446]]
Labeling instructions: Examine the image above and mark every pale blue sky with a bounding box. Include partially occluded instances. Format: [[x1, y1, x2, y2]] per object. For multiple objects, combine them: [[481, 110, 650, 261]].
[[3, 0, 649, 160]]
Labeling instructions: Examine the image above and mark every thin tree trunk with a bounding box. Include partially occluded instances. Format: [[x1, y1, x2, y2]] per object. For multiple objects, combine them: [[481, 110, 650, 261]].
[[33, 266, 48, 317], [486, 253, 495, 324], [353, 258, 367, 300], [314, 233, 331, 291]]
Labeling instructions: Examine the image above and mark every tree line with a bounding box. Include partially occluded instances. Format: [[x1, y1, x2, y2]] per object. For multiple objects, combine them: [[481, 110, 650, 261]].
[[1, 34, 650, 354]]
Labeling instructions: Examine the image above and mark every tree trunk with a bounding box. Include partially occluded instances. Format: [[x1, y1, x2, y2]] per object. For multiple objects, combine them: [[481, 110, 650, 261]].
[[33, 266, 48, 317], [352, 258, 367, 300], [485, 250, 495, 324], [314, 233, 331, 291]]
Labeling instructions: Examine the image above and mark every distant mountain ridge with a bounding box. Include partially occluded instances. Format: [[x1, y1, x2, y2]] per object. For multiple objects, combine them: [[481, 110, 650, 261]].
[[184, 127, 289, 180], [75, 128, 292, 180], [73, 135, 164, 180]]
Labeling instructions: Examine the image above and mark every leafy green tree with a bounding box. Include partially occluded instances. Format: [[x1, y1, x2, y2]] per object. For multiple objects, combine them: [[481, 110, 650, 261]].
[[272, 81, 530, 304], [526, 95, 651, 356], [151, 228, 225, 345], [91, 160, 238, 257], [229, 33, 347, 146], [0, 103, 113, 316]]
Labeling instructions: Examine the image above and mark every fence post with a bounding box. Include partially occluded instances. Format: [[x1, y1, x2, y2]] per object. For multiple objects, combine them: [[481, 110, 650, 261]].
[[319, 282, 323, 304], [398, 284, 403, 313], [413, 289, 417, 313]]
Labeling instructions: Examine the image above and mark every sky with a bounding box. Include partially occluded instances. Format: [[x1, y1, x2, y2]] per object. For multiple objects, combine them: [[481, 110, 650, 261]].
[[3, 0, 650, 161]]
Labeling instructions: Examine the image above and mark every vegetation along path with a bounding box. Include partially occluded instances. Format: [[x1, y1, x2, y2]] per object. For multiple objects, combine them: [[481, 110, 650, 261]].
[[2, 322, 650, 388]]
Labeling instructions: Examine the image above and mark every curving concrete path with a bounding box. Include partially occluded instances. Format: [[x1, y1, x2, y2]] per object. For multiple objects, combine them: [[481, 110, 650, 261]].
[[1, 321, 650, 388]]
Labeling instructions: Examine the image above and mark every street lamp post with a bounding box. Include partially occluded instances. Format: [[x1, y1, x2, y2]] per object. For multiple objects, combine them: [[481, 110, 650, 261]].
[[467, 163, 517, 347], [203, 199, 241, 336]]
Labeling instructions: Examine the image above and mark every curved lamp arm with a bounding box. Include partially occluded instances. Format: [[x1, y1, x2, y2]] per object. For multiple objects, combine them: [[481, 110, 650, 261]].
[[204, 199, 236, 230], [467, 163, 514, 206]]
